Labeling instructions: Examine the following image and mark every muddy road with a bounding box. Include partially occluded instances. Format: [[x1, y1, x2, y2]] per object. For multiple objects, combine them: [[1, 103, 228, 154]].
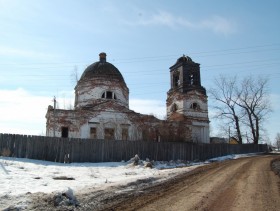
[[7, 154, 280, 210], [103, 155, 280, 211]]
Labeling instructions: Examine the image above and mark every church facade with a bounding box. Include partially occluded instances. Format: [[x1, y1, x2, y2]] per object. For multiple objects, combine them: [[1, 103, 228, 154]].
[[45, 53, 209, 143]]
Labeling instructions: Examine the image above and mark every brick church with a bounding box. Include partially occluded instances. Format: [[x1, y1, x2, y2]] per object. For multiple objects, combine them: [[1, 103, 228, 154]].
[[45, 53, 209, 143]]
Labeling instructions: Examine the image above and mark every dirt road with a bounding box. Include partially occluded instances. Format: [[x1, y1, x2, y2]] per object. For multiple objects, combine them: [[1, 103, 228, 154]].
[[105, 155, 280, 211], [13, 154, 279, 210]]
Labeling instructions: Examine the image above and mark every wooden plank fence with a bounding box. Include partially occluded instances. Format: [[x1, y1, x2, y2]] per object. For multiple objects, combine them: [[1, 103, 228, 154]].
[[0, 133, 268, 163]]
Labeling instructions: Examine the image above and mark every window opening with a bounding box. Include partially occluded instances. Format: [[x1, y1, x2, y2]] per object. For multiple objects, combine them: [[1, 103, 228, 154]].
[[104, 128, 115, 140], [189, 74, 194, 85], [107, 91, 113, 99], [190, 102, 200, 110], [90, 127, 97, 139], [101, 91, 117, 100], [122, 128, 128, 140], [171, 104, 178, 112], [173, 74, 180, 87], [61, 127, 69, 138]]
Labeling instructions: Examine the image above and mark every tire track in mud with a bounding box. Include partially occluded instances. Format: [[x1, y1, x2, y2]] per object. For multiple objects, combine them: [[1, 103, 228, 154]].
[[6, 155, 279, 211], [104, 155, 280, 211]]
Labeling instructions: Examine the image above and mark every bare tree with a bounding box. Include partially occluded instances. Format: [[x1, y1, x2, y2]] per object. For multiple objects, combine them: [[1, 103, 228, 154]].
[[210, 74, 271, 144], [275, 133, 280, 151], [71, 66, 80, 85], [236, 76, 271, 144], [209, 75, 243, 144]]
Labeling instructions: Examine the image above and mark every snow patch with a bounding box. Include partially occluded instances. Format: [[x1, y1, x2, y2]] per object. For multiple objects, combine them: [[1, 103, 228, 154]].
[[0, 153, 261, 209]]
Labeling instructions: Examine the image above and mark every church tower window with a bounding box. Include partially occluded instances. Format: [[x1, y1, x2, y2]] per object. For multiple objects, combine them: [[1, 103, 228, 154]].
[[101, 91, 117, 99], [189, 74, 194, 85], [171, 103, 178, 112], [172, 71, 180, 88], [190, 102, 200, 110]]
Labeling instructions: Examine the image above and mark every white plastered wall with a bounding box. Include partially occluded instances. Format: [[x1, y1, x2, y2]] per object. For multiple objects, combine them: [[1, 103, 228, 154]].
[[75, 81, 128, 108], [191, 122, 210, 143], [79, 111, 141, 140]]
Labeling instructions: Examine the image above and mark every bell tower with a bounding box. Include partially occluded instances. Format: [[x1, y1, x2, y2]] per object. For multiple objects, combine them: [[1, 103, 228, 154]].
[[166, 55, 209, 143]]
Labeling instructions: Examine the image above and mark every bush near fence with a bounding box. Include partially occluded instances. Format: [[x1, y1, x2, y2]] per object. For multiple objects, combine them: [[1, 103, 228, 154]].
[[0, 133, 268, 163]]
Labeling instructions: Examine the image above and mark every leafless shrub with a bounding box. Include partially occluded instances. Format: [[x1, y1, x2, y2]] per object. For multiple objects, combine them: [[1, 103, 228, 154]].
[[1, 148, 11, 157]]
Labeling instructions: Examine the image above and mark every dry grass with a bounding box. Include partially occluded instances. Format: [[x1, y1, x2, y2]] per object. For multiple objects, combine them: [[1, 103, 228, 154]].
[[1, 148, 11, 157]]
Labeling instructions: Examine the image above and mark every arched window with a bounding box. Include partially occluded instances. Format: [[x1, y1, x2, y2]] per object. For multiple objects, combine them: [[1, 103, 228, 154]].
[[189, 74, 194, 85], [101, 91, 117, 100], [173, 74, 180, 88], [190, 102, 200, 110], [171, 103, 178, 112]]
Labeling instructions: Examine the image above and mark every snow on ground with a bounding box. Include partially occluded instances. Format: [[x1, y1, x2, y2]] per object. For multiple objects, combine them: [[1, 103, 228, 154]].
[[0, 156, 196, 197], [207, 152, 261, 162], [0, 152, 262, 209]]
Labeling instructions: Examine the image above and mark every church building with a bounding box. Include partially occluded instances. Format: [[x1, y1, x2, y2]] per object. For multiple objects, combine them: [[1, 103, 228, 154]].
[[45, 53, 209, 143]]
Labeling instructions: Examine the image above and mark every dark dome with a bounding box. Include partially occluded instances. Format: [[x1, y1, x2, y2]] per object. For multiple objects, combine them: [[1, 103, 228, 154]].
[[170, 55, 197, 69], [79, 61, 125, 83], [176, 55, 192, 63]]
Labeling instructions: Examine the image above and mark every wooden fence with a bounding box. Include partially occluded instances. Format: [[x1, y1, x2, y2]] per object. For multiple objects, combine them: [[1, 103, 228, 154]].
[[0, 133, 268, 163]]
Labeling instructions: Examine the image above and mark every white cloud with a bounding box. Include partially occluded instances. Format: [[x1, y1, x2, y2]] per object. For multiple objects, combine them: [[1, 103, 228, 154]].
[[127, 10, 236, 35], [0, 89, 74, 135], [138, 11, 180, 28], [0, 46, 59, 60], [130, 99, 166, 119], [0, 88, 49, 135], [199, 15, 236, 35]]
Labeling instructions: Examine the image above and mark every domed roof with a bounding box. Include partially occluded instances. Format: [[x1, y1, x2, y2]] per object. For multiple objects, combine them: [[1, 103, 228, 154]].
[[174, 55, 193, 66], [170, 54, 198, 69], [79, 53, 125, 83], [177, 55, 192, 62]]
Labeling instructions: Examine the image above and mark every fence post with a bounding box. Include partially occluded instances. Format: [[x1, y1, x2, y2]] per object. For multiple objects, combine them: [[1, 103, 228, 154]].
[[0, 133, 270, 163]]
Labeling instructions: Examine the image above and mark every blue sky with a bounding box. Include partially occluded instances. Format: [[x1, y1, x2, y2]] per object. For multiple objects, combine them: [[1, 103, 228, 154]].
[[0, 0, 279, 143]]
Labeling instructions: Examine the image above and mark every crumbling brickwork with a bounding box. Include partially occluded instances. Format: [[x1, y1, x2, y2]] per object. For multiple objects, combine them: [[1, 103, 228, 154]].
[[45, 53, 209, 143]]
